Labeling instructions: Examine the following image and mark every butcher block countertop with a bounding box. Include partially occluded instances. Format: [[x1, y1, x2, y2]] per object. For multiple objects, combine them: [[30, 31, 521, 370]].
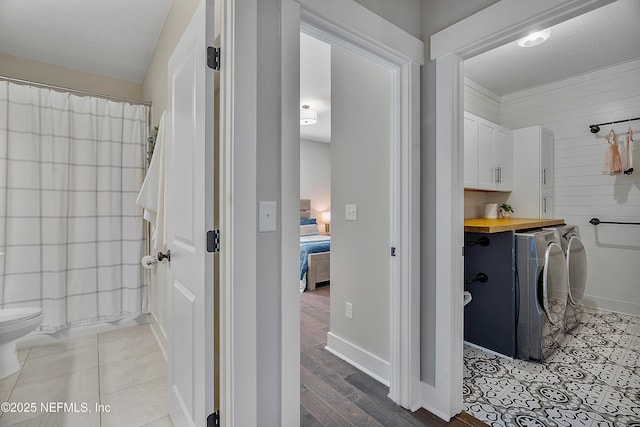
[[464, 218, 565, 233]]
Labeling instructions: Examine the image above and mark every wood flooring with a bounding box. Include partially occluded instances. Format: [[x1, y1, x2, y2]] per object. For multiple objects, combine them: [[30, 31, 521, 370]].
[[300, 284, 487, 427]]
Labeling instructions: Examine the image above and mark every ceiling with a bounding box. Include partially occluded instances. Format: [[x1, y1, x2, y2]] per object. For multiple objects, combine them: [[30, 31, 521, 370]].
[[0, 0, 172, 83], [300, 33, 331, 143], [1, 0, 637, 123], [301, 0, 640, 142], [464, 0, 640, 96]]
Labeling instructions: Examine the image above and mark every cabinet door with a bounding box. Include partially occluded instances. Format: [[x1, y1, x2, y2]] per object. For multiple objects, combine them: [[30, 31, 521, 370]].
[[541, 190, 553, 219], [477, 119, 496, 190], [541, 129, 554, 192], [494, 127, 512, 191], [464, 112, 479, 189]]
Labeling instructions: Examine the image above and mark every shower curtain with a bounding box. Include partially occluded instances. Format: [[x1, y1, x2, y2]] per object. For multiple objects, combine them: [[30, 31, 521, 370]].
[[0, 80, 149, 333]]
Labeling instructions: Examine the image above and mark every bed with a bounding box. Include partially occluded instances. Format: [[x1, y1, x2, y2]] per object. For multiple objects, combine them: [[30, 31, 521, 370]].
[[300, 199, 330, 292]]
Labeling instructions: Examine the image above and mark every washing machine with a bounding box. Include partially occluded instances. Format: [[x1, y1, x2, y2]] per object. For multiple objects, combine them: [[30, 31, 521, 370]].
[[544, 225, 587, 331], [515, 229, 569, 361]]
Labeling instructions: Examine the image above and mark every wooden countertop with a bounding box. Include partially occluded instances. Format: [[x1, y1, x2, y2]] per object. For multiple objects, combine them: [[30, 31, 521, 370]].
[[464, 218, 565, 233]]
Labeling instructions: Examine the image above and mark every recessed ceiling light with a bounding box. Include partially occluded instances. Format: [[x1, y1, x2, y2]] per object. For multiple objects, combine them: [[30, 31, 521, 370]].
[[517, 29, 551, 48]]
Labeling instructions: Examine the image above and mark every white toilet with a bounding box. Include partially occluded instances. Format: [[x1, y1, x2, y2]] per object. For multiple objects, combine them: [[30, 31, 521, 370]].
[[0, 307, 43, 378]]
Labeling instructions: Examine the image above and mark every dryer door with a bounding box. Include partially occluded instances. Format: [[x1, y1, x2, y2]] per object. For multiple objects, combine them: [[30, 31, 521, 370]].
[[542, 242, 569, 325], [566, 236, 587, 304]]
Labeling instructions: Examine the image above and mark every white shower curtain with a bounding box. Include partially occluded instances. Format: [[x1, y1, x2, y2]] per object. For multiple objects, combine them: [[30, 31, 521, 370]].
[[0, 80, 149, 333]]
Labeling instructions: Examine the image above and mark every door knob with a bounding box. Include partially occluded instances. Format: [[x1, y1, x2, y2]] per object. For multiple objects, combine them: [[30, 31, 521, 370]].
[[157, 250, 171, 262]]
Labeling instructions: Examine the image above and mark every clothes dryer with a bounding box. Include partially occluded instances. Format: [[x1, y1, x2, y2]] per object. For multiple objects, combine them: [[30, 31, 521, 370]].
[[544, 225, 587, 331], [515, 230, 569, 361]]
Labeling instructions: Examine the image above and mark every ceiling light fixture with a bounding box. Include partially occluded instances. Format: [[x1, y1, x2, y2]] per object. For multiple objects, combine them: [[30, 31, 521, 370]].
[[300, 105, 317, 125], [516, 29, 551, 48]]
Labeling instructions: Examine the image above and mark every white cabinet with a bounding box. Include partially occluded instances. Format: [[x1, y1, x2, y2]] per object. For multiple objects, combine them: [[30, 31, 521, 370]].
[[464, 112, 512, 191], [510, 126, 554, 218], [463, 112, 479, 188]]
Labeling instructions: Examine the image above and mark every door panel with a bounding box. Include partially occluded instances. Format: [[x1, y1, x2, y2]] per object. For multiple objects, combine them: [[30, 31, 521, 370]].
[[166, 1, 215, 426]]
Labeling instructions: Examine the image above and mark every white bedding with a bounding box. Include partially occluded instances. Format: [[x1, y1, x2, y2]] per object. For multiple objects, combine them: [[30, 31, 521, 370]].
[[300, 234, 331, 243]]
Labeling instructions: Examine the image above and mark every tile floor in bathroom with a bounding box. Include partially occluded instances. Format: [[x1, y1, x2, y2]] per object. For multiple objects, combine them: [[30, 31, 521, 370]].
[[463, 306, 640, 427], [0, 324, 171, 427]]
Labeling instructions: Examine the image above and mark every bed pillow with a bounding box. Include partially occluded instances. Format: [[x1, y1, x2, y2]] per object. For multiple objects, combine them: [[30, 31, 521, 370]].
[[300, 224, 319, 236], [300, 217, 317, 225]]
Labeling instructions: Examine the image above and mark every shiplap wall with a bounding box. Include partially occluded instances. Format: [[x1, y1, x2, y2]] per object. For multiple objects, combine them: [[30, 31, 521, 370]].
[[464, 77, 501, 123], [500, 59, 640, 316]]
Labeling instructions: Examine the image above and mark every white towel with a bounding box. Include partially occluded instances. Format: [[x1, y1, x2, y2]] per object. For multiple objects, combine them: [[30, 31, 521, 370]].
[[136, 111, 167, 252]]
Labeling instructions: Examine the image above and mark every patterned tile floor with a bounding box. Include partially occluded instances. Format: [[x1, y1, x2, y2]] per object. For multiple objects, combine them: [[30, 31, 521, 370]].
[[463, 306, 640, 427]]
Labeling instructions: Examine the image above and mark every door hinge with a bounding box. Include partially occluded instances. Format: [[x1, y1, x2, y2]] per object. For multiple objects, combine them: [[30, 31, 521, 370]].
[[207, 410, 220, 427], [207, 46, 220, 70], [390, 247, 396, 257], [207, 230, 220, 253]]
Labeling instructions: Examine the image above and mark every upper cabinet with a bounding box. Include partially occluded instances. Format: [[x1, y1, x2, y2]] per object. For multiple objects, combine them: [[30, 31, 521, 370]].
[[464, 112, 512, 191], [510, 126, 554, 219]]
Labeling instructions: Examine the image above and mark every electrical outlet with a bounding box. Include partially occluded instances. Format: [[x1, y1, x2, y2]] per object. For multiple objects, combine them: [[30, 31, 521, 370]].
[[345, 302, 353, 320]]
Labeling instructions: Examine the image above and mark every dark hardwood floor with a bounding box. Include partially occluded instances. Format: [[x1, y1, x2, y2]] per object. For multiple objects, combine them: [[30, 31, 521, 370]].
[[300, 285, 487, 427]]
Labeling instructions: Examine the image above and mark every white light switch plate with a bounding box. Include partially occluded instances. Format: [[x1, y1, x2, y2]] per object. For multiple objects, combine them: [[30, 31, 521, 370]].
[[259, 201, 277, 232], [345, 204, 357, 221]]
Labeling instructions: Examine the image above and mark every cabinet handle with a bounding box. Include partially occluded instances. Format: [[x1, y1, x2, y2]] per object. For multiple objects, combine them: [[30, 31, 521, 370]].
[[543, 169, 546, 185], [499, 167, 502, 183], [495, 167, 501, 184], [543, 197, 547, 213]]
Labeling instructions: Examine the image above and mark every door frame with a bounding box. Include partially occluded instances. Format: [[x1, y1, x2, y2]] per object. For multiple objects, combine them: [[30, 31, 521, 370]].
[[282, 0, 424, 412], [427, 0, 616, 419]]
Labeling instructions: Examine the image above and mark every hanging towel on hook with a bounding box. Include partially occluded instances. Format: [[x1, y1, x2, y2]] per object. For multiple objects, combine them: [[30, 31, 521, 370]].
[[602, 129, 623, 175], [624, 127, 634, 175], [137, 111, 167, 252]]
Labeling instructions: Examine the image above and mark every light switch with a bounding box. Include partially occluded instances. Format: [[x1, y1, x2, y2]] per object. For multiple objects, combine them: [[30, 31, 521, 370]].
[[345, 204, 357, 221], [259, 201, 277, 232]]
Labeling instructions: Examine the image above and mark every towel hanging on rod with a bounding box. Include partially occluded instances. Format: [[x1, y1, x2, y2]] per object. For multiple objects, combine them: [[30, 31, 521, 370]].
[[602, 129, 623, 175], [624, 126, 634, 175]]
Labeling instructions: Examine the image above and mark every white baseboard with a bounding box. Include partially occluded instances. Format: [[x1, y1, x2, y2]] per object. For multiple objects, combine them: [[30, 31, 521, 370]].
[[583, 295, 640, 317], [325, 331, 390, 386]]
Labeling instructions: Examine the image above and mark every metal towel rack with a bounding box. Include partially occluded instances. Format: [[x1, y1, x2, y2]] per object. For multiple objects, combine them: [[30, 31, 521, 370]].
[[589, 117, 640, 133], [589, 218, 640, 226]]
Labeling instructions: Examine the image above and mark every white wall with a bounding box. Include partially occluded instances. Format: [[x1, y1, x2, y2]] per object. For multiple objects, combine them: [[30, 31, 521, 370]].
[[353, 0, 422, 39], [500, 59, 640, 316], [300, 138, 331, 226], [329, 45, 392, 380], [420, 0, 501, 385]]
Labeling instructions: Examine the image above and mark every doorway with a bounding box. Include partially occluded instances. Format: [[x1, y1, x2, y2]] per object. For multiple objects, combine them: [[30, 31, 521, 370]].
[[299, 26, 394, 387], [281, 0, 424, 416], [429, 0, 620, 420]]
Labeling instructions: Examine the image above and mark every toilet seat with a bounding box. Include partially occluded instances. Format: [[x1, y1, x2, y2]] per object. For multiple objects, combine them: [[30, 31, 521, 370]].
[[0, 307, 42, 327]]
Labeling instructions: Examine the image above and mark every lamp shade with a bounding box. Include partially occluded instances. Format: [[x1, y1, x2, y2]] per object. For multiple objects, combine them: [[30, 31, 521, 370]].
[[300, 105, 317, 125], [321, 211, 331, 223]]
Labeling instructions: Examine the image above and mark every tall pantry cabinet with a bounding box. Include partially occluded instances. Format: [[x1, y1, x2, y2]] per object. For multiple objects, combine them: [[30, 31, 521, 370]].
[[509, 126, 554, 218]]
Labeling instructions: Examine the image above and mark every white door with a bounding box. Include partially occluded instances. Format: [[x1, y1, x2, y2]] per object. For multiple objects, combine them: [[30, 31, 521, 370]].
[[165, 1, 215, 425]]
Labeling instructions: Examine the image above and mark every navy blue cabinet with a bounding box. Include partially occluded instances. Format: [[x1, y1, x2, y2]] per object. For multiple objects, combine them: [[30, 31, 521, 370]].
[[464, 231, 516, 358]]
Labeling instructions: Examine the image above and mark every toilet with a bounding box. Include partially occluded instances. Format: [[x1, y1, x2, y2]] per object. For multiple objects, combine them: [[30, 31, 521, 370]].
[[0, 307, 43, 378]]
